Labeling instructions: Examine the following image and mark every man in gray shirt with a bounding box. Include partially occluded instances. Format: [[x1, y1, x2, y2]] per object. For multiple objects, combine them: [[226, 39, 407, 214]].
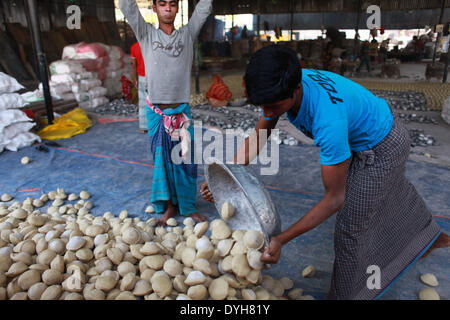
[[119, 0, 212, 225], [119, 0, 212, 104]]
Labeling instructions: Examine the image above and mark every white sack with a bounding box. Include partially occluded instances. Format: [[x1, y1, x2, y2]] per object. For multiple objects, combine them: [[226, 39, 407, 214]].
[[0, 93, 28, 110], [0, 72, 24, 94]]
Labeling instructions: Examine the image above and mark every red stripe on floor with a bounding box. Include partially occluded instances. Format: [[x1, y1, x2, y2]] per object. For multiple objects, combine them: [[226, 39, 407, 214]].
[[17, 188, 41, 192], [97, 118, 138, 124], [55, 147, 154, 168]]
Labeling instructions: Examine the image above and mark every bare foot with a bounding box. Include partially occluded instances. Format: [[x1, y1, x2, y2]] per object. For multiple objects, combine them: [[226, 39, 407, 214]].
[[139, 129, 148, 134], [420, 232, 450, 260], [158, 202, 177, 226], [188, 212, 207, 223]]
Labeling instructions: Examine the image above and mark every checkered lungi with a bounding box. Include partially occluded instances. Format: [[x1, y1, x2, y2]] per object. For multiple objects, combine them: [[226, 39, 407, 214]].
[[327, 115, 441, 300]]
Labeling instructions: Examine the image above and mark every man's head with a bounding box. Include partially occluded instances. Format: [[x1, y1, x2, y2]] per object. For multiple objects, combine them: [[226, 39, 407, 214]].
[[244, 45, 302, 117], [153, 0, 179, 25]]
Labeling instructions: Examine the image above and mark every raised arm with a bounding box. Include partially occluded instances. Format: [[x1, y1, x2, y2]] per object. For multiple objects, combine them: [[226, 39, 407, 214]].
[[118, 0, 152, 41], [187, 0, 213, 40]]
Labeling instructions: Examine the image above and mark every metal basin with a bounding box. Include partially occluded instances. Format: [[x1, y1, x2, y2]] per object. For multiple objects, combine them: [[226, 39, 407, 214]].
[[204, 158, 281, 244]]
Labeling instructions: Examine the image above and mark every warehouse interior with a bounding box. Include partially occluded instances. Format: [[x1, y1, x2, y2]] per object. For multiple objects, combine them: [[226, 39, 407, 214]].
[[0, 0, 449, 301]]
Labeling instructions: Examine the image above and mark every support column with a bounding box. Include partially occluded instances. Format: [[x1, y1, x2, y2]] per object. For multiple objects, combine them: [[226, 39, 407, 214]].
[[354, 0, 362, 57], [256, 0, 260, 48], [25, 0, 54, 125], [290, 0, 294, 41], [443, 35, 449, 83]]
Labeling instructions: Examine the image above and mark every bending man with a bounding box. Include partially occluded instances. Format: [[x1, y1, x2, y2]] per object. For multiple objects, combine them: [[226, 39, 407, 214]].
[[201, 45, 449, 299]]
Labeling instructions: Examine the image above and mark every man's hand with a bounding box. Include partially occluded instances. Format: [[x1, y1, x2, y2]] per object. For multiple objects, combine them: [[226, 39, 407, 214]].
[[260, 236, 282, 264], [200, 181, 214, 203]]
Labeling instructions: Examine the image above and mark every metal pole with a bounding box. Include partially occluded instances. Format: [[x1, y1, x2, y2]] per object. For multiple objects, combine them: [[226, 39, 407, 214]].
[[193, 0, 200, 94], [180, 0, 184, 26], [432, 0, 446, 65], [256, 0, 260, 48], [46, 0, 53, 31], [124, 17, 129, 53], [25, 0, 54, 124], [443, 36, 449, 83], [290, 0, 294, 41], [0, 1, 7, 31], [354, 0, 361, 57]]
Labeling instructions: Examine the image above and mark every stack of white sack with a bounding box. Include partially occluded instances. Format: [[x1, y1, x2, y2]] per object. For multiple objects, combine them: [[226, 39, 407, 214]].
[[42, 60, 81, 100], [60, 42, 134, 105], [100, 43, 133, 97], [0, 72, 40, 154], [44, 57, 110, 110], [63, 42, 109, 82]]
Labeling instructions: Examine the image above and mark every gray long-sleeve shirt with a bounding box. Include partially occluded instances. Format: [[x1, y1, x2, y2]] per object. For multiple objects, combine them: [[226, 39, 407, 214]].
[[119, 0, 212, 104]]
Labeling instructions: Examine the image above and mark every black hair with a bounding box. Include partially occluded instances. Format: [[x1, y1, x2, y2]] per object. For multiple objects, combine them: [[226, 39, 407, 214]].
[[153, 0, 178, 4], [244, 45, 302, 105]]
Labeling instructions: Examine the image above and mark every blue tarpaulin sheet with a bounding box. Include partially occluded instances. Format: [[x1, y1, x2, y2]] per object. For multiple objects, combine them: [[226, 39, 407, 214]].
[[1, 120, 448, 300]]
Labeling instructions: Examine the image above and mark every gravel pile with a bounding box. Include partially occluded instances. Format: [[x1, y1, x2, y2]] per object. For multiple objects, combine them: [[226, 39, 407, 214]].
[[91, 99, 138, 116], [192, 112, 258, 132], [371, 90, 429, 111], [191, 105, 297, 146], [409, 129, 437, 147], [94, 97, 438, 149], [398, 113, 439, 125]]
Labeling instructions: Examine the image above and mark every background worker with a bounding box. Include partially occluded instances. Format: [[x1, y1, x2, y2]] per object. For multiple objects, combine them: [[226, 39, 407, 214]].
[[357, 40, 371, 73], [130, 41, 147, 133], [369, 39, 379, 64]]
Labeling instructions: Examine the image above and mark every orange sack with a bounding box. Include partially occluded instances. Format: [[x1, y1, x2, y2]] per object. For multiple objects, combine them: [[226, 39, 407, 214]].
[[206, 75, 232, 102]]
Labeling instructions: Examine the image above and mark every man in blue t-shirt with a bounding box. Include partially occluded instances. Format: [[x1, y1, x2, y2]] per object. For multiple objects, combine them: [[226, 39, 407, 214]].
[[200, 45, 448, 300], [262, 67, 394, 166]]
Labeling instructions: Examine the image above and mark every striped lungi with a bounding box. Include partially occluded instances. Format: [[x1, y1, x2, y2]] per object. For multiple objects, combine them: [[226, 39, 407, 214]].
[[146, 103, 198, 216], [327, 115, 441, 300]]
